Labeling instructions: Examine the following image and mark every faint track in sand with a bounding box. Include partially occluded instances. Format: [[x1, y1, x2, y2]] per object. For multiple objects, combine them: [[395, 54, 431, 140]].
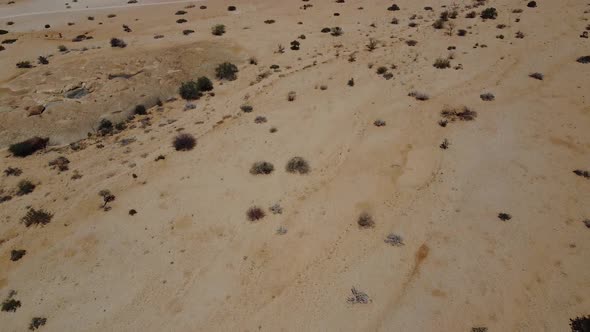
[[0, 0, 203, 19]]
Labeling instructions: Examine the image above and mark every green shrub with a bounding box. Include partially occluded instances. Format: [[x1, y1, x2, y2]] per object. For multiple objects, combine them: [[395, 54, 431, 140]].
[[17, 180, 35, 196], [480, 8, 498, 19], [286, 157, 310, 174], [196, 76, 213, 91], [179, 81, 201, 100], [215, 62, 238, 80], [211, 24, 226, 36], [9, 137, 49, 157]]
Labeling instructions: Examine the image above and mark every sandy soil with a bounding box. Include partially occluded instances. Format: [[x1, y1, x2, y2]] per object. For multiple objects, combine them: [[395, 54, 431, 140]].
[[0, 0, 589, 331]]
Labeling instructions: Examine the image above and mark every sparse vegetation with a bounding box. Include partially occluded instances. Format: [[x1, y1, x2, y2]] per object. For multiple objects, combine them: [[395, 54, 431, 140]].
[[99, 189, 116, 211], [16, 61, 32, 68], [250, 161, 274, 175], [573, 170, 590, 179], [212, 24, 226, 36], [330, 27, 343, 36], [374, 119, 386, 127], [240, 104, 253, 113], [215, 62, 238, 80], [10, 249, 26, 261], [110, 38, 126, 48], [529, 72, 544, 80], [480, 7, 498, 19], [347, 287, 370, 304], [286, 157, 310, 174], [1, 294, 21, 312], [247, 206, 265, 221], [22, 208, 53, 227], [179, 81, 201, 100], [17, 180, 35, 196], [29, 317, 47, 331], [4, 167, 22, 176], [357, 212, 375, 228], [366, 38, 378, 51], [384, 233, 404, 246], [287, 91, 296, 101], [408, 91, 429, 101], [441, 106, 477, 121], [480, 93, 495, 101], [173, 133, 196, 151], [569, 316, 590, 332], [577, 56, 590, 64], [433, 57, 451, 69], [498, 213, 512, 221], [97, 119, 113, 135]]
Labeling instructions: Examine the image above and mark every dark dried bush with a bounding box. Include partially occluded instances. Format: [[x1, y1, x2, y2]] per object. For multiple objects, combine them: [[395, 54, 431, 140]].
[[22, 208, 53, 227], [247, 206, 265, 221], [433, 58, 450, 69], [529, 72, 544, 80], [97, 119, 113, 135], [569, 316, 590, 332], [408, 91, 429, 100], [357, 212, 375, 228], [10, 249, 26, 261], [16, 61, 32, 68], [286, 157, 310, 174], [9, 137, 49, 157], [577, 56, 590, 64], [441, 106, 477, 121], [498, 213, 512, 221], [173, 133, 196, 151], [4, 167, 22, 176], [110, 38, 126, 48], [29, 317, 47, 331], [250, 161, 274, 175], [480, 93, 495, 101], [1, 298, 21, 312], [179, 81, 201, 100], [134, 104, 147, 115], [573, 169, 590, 179]]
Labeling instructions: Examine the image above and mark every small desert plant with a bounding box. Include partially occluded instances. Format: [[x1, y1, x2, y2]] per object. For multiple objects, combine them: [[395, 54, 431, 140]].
[[97, 119, 113, 135], [240, 104, 253, 113], [439, 138, 450, 149], [573, 169, 590, 179], [376, 66, 388, 75], [366, 38, 378, 51], [405, 39, 417, 46], [498, 212, 512, 221], [247, 206, 265, 221], [9, 137, 49, 157], [22, 208, 53, 227], [10, 249, 26, 261], [441, 106, 477, 121], [432, 19, 445, 29], [215, 62, 238, 80], [270, 203, 283, 214], [58, 45, 68, 52], [1, 296, 21, 312], [254, 116, 267, 123], [466, 11, 476, 18], [38, 56, 48, 65], [480, 7, 498, 19], [458, 29, 467, 36], [529, 72, 544, 80], [4, 167, 22, 176], [276, 226, 288, 235], [287, 91, 296, 101], [331, 27, 343, 36], [134, 104, 147, 115], [179, 81, 201, 100], [29, 317, 47, 331], [173, 133, 196, 151], [357, 212, 375, 228], [374, 119, 386, 127], [348, 78, 355, 86], [16, 61, 32, 68], [384, 233, 404, 246], [286, 157, 310, 174], [99, 189, 116, 210], [347, 287, 370, 304], [408, 91, 429, 100], [433, 58, 451, 69], [576, 56, 590, 64], [211, 24, 226, 36], [17, 180, 35, 196], [480, 93, 495, 101], [250, 161, 274, 175], [110, 38, 127, 48]]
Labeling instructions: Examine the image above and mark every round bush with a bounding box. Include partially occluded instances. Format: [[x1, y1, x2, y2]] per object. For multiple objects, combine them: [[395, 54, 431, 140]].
[[179, 81, 201, 100], [215, 62, 238, 81], [173, 133, 196, 151]]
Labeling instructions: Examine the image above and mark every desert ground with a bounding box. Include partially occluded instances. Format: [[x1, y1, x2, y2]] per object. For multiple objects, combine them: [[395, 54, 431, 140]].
[[0, 0, 589, 331]]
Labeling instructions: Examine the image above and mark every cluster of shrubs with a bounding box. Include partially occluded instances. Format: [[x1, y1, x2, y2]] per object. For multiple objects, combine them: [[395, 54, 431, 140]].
[[179, 76, 213, 100]]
